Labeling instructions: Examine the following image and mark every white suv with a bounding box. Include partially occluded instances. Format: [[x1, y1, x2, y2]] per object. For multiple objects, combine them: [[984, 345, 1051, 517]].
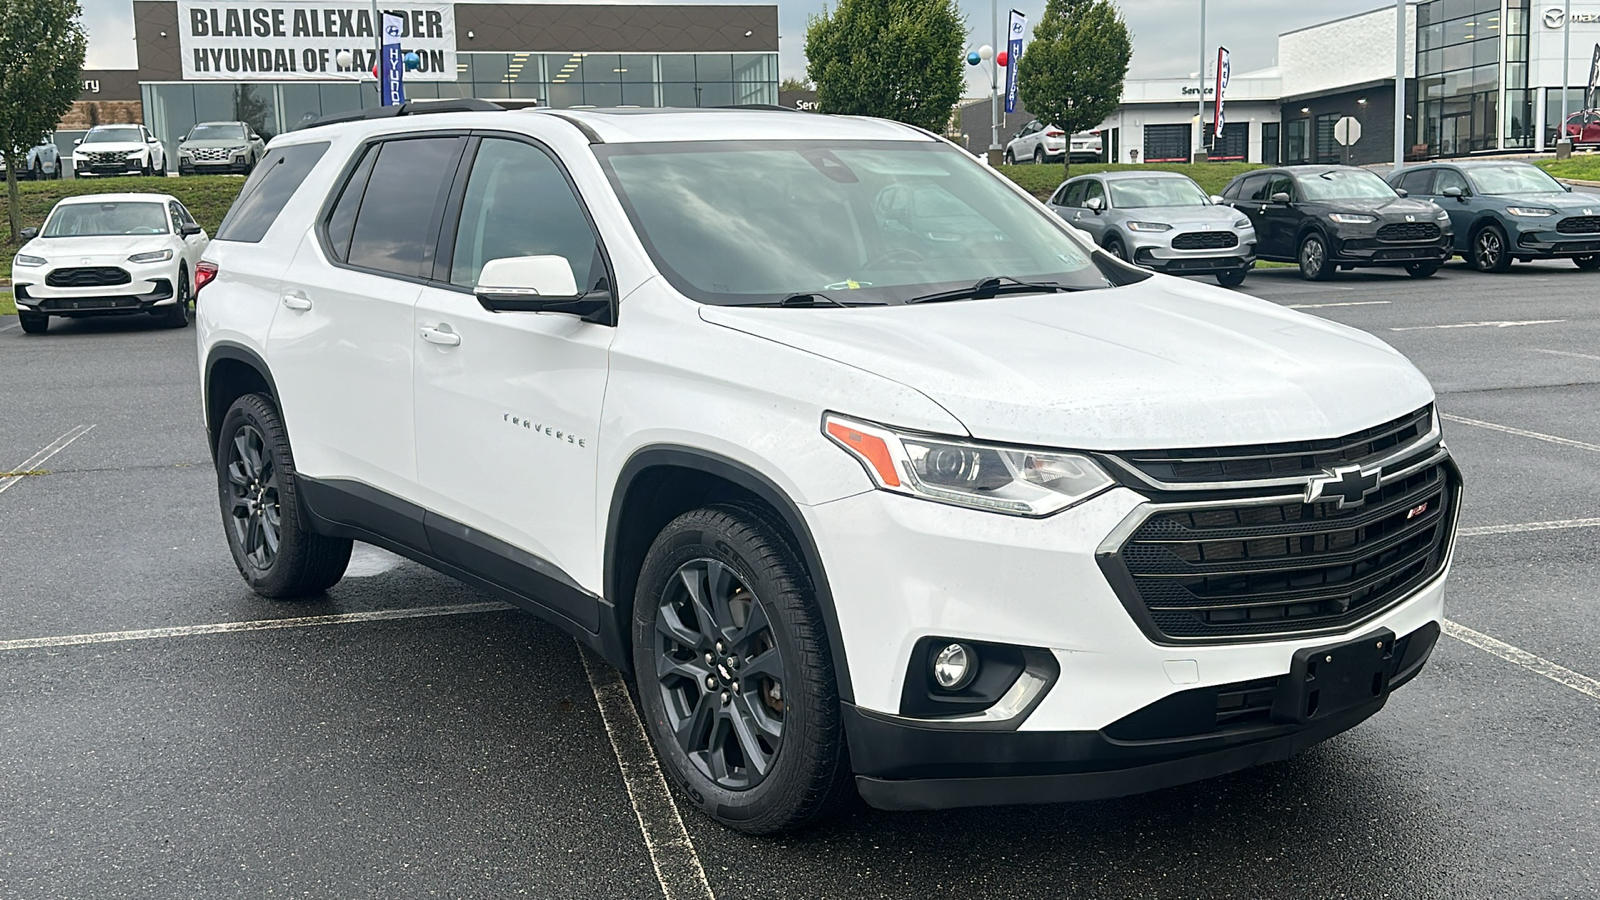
[[196, 102, 1460, 835]]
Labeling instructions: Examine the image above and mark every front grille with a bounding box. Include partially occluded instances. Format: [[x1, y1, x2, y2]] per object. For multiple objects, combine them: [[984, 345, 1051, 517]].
[[191, 147, 230, 162], [1172, 231, 1239, 250], [87, 151, 129, 166], [1556, 216, 1600, 234], [1108, 458, 1455, 641], [46, 266, 131, 288], [1111, 405, 1432, 486], [39, 297, 142, 311], [1376, 222, 1440, 242]]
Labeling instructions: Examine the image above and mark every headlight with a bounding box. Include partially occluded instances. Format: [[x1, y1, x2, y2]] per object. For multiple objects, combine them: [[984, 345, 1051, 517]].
[[1506, 206, 1557, 218], [1328, 213, 1377, 224], [127, 249, 173, 263], [823, 414, 1115, 516], [1232, 217, 1252, 229], [14, 254, 45, 267], [1435, 209, 1451, 220], [125, 150, 145, 159], [1126, 221, 1172, 233]]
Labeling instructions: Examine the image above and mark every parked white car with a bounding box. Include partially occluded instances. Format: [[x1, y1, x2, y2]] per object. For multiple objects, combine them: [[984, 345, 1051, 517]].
[[195, 103, 1458, 835], [72, 124, 168, 177], [1005, 121, 1102, 164], [11, 193, 208, 334]]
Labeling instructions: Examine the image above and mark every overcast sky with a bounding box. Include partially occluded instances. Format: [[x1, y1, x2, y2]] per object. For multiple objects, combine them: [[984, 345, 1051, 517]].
[[81, 0, 1391, 92]]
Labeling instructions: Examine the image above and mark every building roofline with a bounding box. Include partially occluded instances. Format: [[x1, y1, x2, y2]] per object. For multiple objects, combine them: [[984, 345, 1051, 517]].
[[1279, 1, 1416, 39]]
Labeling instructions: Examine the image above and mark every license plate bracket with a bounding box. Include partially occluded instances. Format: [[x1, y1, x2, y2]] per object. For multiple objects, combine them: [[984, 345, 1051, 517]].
[[1270, 629, 1396, 724]]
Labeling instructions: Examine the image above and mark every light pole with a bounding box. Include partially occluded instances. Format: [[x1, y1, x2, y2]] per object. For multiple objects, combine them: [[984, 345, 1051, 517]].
[[1392, 0, 1406, 170], [989, 0, 1001, 162], [1560, 0, 1574, 157], [1193, 0, 1207, 163]]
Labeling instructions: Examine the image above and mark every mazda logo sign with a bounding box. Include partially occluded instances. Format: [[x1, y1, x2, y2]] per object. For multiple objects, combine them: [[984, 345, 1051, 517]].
[[1546, 8, 1600, 26], [1547, 8, 1565, 27]]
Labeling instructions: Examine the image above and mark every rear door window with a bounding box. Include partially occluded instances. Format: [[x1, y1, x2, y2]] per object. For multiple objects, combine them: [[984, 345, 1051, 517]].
[[214, 141, 330, 243], [344, 137, 466, 279]]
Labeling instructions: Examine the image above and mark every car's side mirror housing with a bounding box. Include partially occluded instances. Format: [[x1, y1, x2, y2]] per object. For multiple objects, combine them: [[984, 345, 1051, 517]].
[[1085, 196, 1106, 213], [179, 222, 203, 237], [1394, 187, 1409, 198], [1564, 182, 1575, 192], [72, 138, 82, 146], [1270, 192, 1292, 204], [1209, 194, 1226, 205], [19, 227, 38, 240], [1442, 186, 1463, 198], [475, 255, 612, 324]]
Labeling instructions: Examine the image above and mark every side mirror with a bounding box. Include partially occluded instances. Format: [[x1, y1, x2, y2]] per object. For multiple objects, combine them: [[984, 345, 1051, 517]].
[[1209, 194, 1225, 204], [1564, 182, 1575, 192], [73, 138, 82, 146], [1394, 187, 1409, 198], [1085, 196, 1106, 212], [1442, 186, 1463, 199], [20, 227, 38, 240], [179, 222, 203, 237], [475, 255, 611, 323], [147, 135, 159, 143], [1270, 192, 1292, 204]]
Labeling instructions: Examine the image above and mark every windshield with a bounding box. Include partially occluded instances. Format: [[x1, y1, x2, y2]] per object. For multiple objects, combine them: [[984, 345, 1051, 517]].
[[43, 202, 170, 237], [1466, 165, 1564, 195], [1108, 177, 1208, 209], [596, 140, 1104, 305], [83, 127, 143, 144], [1298, 169, 1397, 201], [187, 123, 246, 141]]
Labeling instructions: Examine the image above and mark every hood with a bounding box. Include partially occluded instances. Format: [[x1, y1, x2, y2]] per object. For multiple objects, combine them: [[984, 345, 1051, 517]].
[[24, 234, 171, 260], [699, 280, 1434, 451], [74, 141, 149, 155], [1113, 204, 1247, 227], [1312, 196, 1440, 217], [1479, 190, 1600, 211], [181, 138, 250, 150]]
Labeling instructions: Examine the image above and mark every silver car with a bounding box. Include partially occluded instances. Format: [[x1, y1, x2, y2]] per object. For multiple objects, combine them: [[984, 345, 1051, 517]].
[[1046, 171, 1257, 287]]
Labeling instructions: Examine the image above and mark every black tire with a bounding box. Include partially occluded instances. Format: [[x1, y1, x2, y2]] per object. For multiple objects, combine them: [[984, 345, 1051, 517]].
[[1574, 255, 1600, 270], [1470, 223, 1512, 272], [632, 503, 853, 835], [18, 312, 48, 334], [1105, 237, 1128, 261], [30, 161, 42, 181], [1003, 150, 1015, 165], [1298, 231, 1334, 280], [1215, 269, 1248, 287], [1033, 147, 1045, 165], [1406, 262, 1440, 278], [160, 267, 192, 328], [215, 394, 352, 598], [141, 158, 152, 177]]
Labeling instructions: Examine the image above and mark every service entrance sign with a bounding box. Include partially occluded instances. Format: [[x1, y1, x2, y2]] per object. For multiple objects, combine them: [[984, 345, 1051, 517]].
[[177, 0, 456, 81]]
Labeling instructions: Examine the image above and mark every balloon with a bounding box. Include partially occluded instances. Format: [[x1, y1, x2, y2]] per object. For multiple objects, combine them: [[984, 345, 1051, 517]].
[[404, 51, 421, 71], [371, 63, 379, 79], [978, 44, 994, 61], [335, 49, 352, 69], [967, 51, 981, 66], [996, 50, 1009, 67]]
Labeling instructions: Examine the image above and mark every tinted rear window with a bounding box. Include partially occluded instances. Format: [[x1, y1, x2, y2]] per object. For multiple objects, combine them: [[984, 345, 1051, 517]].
[[344, 137, 463, 279], [214, 142, 330, 243]]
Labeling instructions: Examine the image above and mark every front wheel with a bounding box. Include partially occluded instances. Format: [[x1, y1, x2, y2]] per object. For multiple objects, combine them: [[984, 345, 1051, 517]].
[[1298, 232, 1334, 280], [1406, 262, 1440, 278], [1574, 254, 1600, 270], [216, 394, 352, 598], [160, 267, 192, 327], [1105, 237, 1128, 261], [1471, 224, 1512, 272], [632, 504, 853, 835], [1215, 269, 1249, 287], [31, 161, 43, 181]]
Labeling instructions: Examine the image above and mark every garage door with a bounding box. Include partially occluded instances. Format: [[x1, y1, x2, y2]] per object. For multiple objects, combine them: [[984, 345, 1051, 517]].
[[1143, 124, 1191, 163]]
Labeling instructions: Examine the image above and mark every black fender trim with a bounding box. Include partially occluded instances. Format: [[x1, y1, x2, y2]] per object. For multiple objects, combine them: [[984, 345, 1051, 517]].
[[605, 446, 855, 702], [297, 475, 604, 642], [203, 341, 279, 449]]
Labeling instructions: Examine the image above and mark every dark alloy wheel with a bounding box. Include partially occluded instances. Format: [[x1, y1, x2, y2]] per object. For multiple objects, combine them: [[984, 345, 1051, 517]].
[[160, 268, 192, 328], [1215, 269, 1248, 287], [18, 312, 48, 334], [1406, 262, 1440, 278], [1471, 223, 1511, 272], [216, 394, 351, 598], [633, 504, 853, 834], [1574, 254, 1600, 270], [1298, 232, 1333, 280], [1105, 238, 1128, 261]]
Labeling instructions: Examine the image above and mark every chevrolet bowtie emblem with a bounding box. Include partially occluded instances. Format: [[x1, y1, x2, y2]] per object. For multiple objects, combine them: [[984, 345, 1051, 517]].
[[1306, 465, 1381, 508]]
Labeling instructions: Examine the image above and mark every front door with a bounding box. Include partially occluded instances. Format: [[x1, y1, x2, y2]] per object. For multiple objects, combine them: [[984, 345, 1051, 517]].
[[1258, 174, 1302, 258], [412, 134, 615, 626]]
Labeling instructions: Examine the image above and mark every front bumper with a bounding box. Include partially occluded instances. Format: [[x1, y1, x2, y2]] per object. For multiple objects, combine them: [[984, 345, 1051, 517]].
[[74, 156, 149, 176], [179, 154, 251, 174], [1512, 229, 1600, 258], [14, 280, 175, 315], [1126, 228, 1257, 275], [1331, 230, 1452, 266]]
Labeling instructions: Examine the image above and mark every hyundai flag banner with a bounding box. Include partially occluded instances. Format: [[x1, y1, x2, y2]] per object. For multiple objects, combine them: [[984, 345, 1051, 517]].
[[380, 11, 404, 106], [1004, 9, 1026, 114], [1214, 47, 1230, 139]]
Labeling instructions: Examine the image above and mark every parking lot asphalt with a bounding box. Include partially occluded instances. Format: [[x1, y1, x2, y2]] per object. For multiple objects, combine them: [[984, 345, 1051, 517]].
[[2, 260, 1598, 899]]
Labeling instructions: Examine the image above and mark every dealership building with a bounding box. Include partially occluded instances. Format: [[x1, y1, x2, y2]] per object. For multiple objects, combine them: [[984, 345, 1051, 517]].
[[70, 0, 777, 166]]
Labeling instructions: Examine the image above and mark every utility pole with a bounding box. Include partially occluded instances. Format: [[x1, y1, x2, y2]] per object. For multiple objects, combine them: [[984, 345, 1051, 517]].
[[1193, 0, 1207, 162], [1393, 0, 1406, 171], [1559, 0, 1574, 157], [989, 0, 1001, 163]]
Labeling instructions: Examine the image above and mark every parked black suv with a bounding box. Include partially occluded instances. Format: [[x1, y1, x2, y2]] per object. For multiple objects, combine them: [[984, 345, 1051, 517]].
[[1221, 166, 1453, 280]]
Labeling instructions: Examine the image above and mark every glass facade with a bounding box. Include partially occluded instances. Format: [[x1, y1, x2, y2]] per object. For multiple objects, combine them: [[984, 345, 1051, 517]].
[[1415, 0, 1529, 156], [140, 52, 777, 168]]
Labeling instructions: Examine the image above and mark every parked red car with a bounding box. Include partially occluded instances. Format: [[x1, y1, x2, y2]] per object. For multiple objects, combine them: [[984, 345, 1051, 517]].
[[1563, 110, 1600, 146]]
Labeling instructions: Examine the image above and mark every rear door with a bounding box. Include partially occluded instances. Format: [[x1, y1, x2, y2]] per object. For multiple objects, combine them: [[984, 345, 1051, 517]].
[[410, 132, 616, 625], [265, 134, 465, 506]]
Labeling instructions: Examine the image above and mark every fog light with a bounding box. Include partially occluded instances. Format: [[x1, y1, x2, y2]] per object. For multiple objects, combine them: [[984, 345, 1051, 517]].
[[932, 642, 976, 691]]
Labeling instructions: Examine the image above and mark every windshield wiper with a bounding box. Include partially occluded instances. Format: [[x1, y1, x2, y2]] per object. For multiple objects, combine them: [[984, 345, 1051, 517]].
[[903, 276, 1078, 305], [739, 293, 886, 308]]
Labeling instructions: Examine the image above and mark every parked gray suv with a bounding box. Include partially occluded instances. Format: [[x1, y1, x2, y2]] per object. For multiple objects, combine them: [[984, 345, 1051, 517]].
[[1047, 171, 1257, 286]]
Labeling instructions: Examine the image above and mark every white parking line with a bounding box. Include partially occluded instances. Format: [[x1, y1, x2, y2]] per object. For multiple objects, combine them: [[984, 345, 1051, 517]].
[[580, 648, 715, 900], [1390, 319, 1566, 332], [0, 322, 18, 335], [0, 602, 510, 652], [1459, 517, 1600, 537], [1531, 347, 1600, 362], [0, 424, 96, 495], [1441, 413, 1600, 454], [1443, 620, 1600, 701], [1287, 300, 1392, 309]]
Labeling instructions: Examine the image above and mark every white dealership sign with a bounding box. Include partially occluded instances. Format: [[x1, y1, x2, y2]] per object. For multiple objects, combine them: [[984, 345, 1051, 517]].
[[177, 0, 456, 81]]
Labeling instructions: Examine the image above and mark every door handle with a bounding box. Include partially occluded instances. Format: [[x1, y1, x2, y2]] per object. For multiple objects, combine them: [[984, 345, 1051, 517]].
[[281, 291, 312, 311], [419, 324, 461, 346]]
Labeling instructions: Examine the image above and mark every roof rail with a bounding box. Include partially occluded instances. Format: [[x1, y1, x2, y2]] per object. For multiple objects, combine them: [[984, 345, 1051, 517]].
[[714, 104, 798, 112], [293, 98, 504, 132]]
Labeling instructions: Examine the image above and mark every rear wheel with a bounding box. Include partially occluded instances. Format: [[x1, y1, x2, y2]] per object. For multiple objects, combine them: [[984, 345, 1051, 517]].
[[1215, 269, 1249, 287], [1574, 254, 1600, 270], [1298, 232, 1333, 280], [17, 312, 48, 334], [1406, 262, 1440, 278], [632, 504, 853, 835], [1003, 150, 1015, 165], [216, 394, 352, 598], [31, 160, 42, 180], [1033, 147, 1045, 165], [1470, 223, 1512, 272]]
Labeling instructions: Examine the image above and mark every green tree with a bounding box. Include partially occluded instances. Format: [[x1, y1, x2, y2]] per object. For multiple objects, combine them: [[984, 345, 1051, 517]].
[[0, 0, 86, 242], [805, 0, 965, 133], [779, 77, 813, 93], [1017, 0, 1132, 174]]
